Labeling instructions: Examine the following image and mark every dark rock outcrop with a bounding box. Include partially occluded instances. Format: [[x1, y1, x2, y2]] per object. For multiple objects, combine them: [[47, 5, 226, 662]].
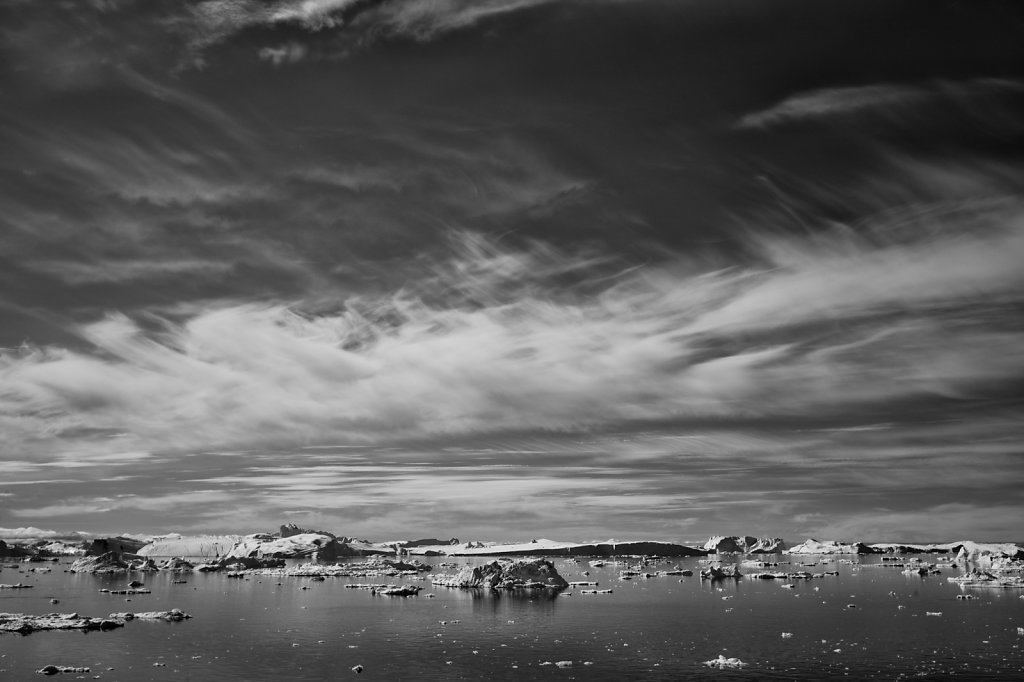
[[279, 524, 337, 539], [85, 537, 146, 557], [403, 538, 460, 548], [0, 540, 30, 558]]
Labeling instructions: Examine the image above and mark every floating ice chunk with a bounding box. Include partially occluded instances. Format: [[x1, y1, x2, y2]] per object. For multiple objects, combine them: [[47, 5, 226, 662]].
[[36, 666, 90, 675], [704, 655, 746, 669]]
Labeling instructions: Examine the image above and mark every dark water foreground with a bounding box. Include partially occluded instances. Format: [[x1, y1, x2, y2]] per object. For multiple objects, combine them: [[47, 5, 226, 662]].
[[2, 555, 1022, 680]]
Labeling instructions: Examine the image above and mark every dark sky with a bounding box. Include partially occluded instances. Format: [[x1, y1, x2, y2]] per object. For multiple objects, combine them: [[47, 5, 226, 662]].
[[2, 0, 1023, 542]]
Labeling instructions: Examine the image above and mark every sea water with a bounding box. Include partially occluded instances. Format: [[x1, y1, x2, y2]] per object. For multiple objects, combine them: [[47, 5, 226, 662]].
[[2, 555, 1022, 680]]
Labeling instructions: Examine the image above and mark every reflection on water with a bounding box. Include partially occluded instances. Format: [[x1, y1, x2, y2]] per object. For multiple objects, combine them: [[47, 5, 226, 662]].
[[2, 555, 1022, 680]]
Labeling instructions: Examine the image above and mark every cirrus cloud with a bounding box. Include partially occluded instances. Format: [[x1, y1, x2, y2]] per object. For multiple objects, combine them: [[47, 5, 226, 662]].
[[3, 192, 1024, 458]]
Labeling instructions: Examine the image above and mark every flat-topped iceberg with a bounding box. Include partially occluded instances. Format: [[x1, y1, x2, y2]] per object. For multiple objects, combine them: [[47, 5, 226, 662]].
[[787, 539, 878, 555], [1, 612, 126, 634], [138, 535, 241, 558], [424, 538, 707, 557]]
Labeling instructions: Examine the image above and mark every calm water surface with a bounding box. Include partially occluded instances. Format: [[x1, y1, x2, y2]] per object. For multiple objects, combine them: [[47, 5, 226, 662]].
[[2, 555, 1022, 680]]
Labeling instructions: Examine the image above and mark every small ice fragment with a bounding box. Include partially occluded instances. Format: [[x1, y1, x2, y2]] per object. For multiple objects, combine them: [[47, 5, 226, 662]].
[[704, 655, 746, 669]]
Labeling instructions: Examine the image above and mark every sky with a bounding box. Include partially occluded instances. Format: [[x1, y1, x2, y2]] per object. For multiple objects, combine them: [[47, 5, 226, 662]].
[[1, 0, 1024, 544]]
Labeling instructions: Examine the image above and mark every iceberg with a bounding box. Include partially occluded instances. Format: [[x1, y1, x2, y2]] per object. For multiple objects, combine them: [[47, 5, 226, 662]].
[[703, 536, 787, 554], [138, 535, 240, 558], [432, 559, 569, 590], [787, 539, 878, 555], [223, 533, 350, 561]]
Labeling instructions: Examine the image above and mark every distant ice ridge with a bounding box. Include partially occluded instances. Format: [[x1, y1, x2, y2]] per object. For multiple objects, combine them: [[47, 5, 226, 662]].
[[703, 536, 787, 554], [787, 538, 1024, 558], [428, 538, 710, 557], [871, 540, 1024, 560], [7, 524, 1023, 562]]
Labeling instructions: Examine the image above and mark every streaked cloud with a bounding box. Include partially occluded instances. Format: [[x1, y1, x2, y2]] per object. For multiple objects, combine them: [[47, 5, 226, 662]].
[[3, 189, 1024, 456], [176, 0, 562, 65], [358, 0, 554, 41], [27, 258, 234, 286], [12, 490, 230, 518], [0, 526, 94, 543], [807, 503, 1024, 543], [738, 78, 1024, 130], [3, 1, 1023, 543], [258, 41, 309, 66]]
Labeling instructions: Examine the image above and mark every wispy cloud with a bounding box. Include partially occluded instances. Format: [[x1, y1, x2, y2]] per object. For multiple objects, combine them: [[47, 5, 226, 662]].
[[356, 0, 553, 41], [27, 259, 234, 285], [12, 490, 230, 519], [4, 186, 1024, 457], [258, 41, 310, 66], [806, 503, 1024, 543], [0, 526, 94, 543], [176, 0, 561, 65], [737, 78, 1024, 130]]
